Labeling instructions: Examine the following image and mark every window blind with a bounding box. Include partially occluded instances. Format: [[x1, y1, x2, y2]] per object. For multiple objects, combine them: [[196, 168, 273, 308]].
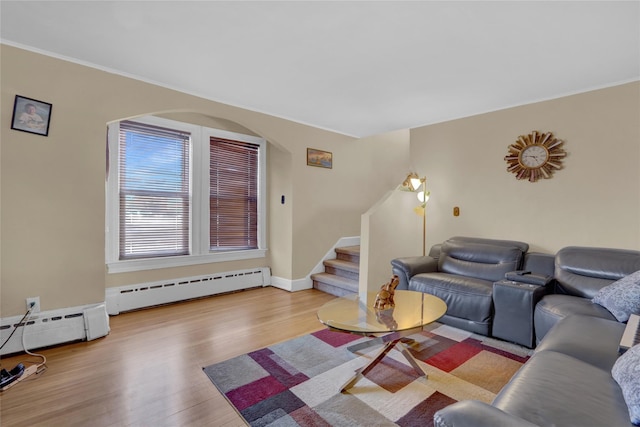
[[210, 137, 259, 251], [118, 120, 191, 259]]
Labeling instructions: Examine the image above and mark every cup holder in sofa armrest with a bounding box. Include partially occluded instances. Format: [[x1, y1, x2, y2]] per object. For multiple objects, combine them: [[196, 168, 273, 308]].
[[505, 270, 553, 287]]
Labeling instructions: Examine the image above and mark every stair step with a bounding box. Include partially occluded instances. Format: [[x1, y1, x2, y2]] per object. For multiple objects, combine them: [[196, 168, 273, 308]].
[[311, 273, 358, 297], [312, 245, 360, 297], [323, 259, 359, 280], [336, 245, 360, 263]]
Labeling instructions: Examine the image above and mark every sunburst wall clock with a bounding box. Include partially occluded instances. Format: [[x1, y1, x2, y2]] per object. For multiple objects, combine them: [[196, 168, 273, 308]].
[[504, 131, 567, 182]]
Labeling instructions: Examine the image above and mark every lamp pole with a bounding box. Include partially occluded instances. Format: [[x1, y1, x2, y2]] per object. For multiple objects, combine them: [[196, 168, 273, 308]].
[[402, 172, 429, 257], [419, 176, 426, 256], [422, 206, 426, 256]]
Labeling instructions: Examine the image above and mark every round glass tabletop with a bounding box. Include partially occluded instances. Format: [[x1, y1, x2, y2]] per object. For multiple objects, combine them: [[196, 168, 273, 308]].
[[317, 290, 447, 334]]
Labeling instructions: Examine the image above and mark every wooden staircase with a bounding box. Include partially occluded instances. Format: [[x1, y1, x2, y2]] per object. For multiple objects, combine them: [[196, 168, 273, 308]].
[[311, 245, 359, 297]]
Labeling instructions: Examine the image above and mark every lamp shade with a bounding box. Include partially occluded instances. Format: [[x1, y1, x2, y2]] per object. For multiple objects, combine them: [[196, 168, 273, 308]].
[[417, 191, 430, 203], [410, 177, 422, 191], [399, 172, 420, 191]]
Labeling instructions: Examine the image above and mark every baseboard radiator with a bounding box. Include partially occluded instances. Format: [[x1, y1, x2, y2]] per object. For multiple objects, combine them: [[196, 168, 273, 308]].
[[105, 267, 271, 315], [0, 303, 110, 356]]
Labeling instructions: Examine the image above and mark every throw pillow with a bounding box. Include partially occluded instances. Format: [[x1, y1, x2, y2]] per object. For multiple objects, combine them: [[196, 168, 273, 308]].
[[612, 343, 640, 425], [592, 270, 640, 322]]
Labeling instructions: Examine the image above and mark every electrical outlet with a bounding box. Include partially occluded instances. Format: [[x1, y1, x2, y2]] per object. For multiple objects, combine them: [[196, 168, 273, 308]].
[[26, 297, 40, 313]]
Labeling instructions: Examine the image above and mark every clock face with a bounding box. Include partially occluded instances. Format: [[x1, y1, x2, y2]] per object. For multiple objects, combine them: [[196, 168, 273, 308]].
[[519, 145, 548, 168], [504, 131, 567, 182]]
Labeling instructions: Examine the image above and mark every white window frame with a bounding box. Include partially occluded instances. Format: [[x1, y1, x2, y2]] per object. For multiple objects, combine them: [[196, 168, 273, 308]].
[[106, 115, 266, 274]]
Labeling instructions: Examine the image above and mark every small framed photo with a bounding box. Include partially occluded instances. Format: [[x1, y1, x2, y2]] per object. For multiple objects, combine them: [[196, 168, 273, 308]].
[[11, 95, 52, 136], [307, 148, 333, 169]]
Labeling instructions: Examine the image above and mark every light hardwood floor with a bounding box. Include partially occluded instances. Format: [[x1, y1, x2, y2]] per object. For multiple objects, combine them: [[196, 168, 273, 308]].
[[0, 287, 336, 427]]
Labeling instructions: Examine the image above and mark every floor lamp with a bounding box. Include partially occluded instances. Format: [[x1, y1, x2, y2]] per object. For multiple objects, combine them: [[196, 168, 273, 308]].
[[400, 172, 430, 256]]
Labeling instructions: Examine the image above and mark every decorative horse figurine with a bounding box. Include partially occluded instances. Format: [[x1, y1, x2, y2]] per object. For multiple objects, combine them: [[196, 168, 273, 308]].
[[374, 275, 400, 310]]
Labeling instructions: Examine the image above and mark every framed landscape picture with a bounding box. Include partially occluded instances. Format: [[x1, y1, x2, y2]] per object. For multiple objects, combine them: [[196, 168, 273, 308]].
[[307, 148, 332, 169], [11, 95, 52, 136]]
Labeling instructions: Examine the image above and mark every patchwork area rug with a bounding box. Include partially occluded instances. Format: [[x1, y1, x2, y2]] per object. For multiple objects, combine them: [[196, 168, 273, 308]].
[[203, 323, 532, 426]]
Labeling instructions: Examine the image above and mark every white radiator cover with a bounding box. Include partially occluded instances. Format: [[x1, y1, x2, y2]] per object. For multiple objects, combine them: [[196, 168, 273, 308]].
[[0, 303, 109, 356], [0, 269, 269, 355], [105, 267, 271, 315]]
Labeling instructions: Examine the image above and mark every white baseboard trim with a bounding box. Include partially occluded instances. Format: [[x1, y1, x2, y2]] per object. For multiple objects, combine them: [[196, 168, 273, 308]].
[[270, 276, 312, 292], [0, 303, 110, 356]]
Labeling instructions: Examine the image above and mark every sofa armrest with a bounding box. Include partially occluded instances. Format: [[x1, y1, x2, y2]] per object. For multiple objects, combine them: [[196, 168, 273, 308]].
[[390, 256, 438, 290], [505, 270, 553, 287], [522, 252, 555, 277], [434, 400, 539, 427]]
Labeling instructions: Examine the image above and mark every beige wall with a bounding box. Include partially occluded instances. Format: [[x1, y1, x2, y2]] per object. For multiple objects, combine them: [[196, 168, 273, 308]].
[[1, 45, 405, 316], [357, 128, 424, 294], [411, 82, 640, 253], [291, 129, 412, 278], [3, 44, 638, 318], [360, 188, 423, 298], [268, 143, 293, 279]]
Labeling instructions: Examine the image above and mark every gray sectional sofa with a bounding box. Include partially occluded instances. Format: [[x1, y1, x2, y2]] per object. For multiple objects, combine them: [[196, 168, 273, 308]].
[[391, 236, 531, 336], [391, 237, 640, 346], [391, 237, 640, 426], [435, 314, 633, 426], [534, 246, 640, 343]]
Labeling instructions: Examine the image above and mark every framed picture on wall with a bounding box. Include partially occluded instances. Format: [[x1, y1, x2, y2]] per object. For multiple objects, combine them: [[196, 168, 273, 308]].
[[307, 148, 332, 169], [11, 95, 52, 136]]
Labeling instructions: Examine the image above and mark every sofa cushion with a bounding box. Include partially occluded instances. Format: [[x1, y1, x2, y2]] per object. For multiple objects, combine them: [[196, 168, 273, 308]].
[[438, 241, 525, 283], [409, 272, 493, 323], [434, 400, 540, 427], [593, 270, 640, 322], [612, 344, 640, 425], [447, 236, 529, 253], [554, 247, 640, 298], [535, 315, 625, 371], [493, 350, 631, 427], [390, 256, 439, 290], [534, 294, 617, 343]]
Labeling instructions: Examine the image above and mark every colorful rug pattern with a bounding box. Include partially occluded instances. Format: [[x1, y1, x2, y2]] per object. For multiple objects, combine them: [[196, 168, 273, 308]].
[[203, 323, 531, 426]]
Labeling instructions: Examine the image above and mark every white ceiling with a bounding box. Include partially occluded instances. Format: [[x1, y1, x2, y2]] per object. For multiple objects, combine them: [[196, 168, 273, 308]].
[[1, 1, 639, 137]]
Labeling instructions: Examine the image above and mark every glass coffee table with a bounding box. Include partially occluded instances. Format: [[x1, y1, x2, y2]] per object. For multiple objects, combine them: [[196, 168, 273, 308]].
[[317, 290, 447, 392]]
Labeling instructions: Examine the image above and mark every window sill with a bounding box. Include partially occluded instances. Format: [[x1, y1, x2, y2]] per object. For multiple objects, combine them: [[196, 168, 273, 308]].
[[107, 249, 267, 274]]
